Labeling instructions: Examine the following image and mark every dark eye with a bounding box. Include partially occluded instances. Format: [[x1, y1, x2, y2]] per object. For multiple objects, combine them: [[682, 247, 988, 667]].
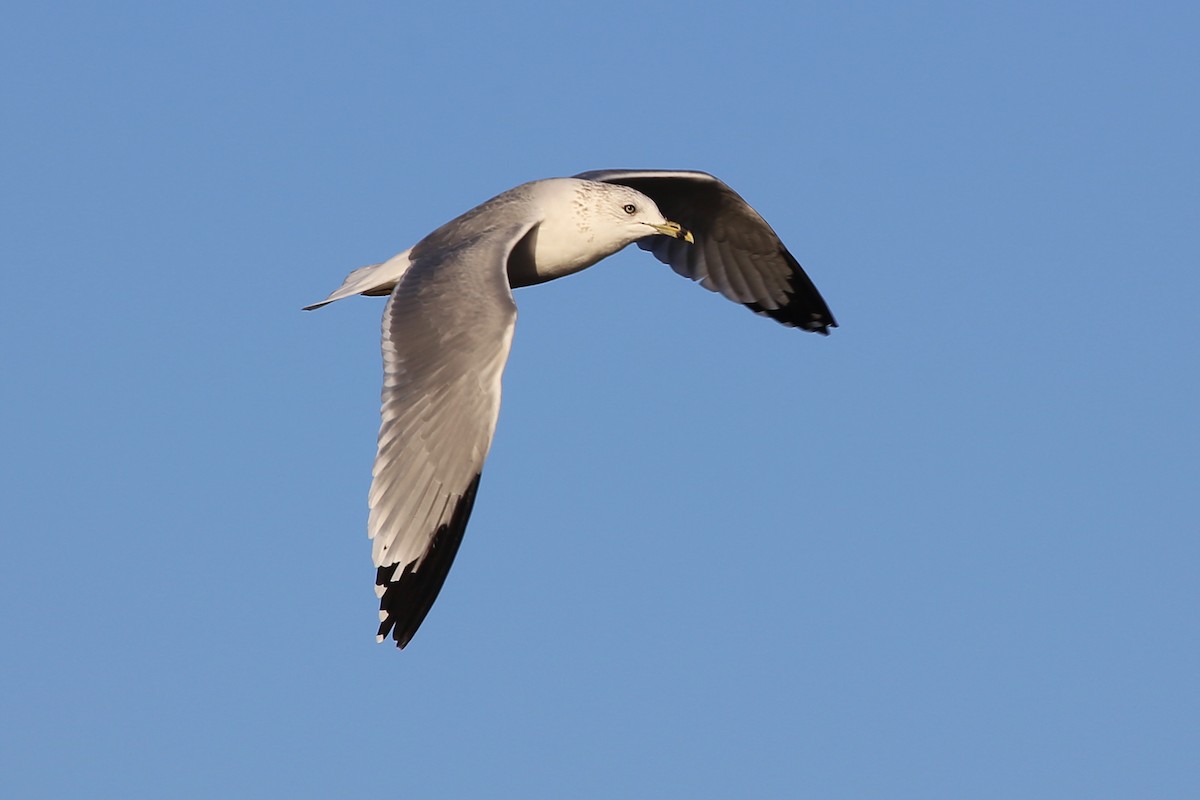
[[622, 203, 637, 215]]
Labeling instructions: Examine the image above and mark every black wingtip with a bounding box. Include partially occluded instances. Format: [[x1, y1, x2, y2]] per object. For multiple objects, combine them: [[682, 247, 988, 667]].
[[376, 473, 483, 649], [743, 291, 838, 334], [746, 305, 837, 334], [745, 247, 837, 333]]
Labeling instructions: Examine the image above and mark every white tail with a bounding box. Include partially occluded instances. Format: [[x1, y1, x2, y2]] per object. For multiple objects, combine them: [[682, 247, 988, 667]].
[[303, 249, 414, 310]]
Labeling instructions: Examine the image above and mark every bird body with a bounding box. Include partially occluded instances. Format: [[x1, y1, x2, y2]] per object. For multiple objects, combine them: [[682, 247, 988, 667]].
[[304, 178, 685, 310], [307, 170, 836, 648]]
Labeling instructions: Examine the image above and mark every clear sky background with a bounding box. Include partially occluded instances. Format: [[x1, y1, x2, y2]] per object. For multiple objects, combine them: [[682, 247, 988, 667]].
[[3, 2, 1197, 798]]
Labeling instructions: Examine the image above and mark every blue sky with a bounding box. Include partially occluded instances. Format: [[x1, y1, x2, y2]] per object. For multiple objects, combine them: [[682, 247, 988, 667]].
[[3, 2, 1197, 797]]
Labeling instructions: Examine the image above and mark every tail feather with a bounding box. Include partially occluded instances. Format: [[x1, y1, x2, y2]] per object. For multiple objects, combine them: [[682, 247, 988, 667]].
[[303, 249, 413, 310]]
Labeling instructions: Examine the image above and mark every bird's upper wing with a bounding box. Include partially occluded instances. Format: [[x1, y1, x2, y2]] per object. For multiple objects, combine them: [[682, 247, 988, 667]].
[[370, 219, 534, 648], [574, 169, 836, 333]]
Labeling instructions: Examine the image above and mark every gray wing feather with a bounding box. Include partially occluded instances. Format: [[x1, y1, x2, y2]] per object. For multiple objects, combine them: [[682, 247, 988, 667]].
[[575, 169, 836, 333], [370, 220, 533, 647]]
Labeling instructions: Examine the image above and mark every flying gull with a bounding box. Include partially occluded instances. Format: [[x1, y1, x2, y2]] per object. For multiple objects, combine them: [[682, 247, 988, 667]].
[[306, 169, 837, 648]]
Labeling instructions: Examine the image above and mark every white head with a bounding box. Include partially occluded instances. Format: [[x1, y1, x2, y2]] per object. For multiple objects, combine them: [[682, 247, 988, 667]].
[[524, 178, 692, 282], [578, 180, 693, 245]]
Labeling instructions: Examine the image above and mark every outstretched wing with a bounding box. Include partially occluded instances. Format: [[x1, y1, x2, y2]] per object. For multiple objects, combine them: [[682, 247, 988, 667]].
[[370, 220, 534, 648], [575, 169, 836, 333]]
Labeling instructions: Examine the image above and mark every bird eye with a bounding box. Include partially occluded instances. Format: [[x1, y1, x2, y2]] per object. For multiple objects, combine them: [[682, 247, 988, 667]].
[[622, 203, 637, 215]]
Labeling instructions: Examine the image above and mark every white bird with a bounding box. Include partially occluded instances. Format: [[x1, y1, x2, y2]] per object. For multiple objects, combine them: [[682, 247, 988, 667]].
[[306, 170, 836, 648]]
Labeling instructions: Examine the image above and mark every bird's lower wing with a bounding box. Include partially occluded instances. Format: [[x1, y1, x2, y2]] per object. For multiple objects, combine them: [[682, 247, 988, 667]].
[[370, 221, 534, 648]]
